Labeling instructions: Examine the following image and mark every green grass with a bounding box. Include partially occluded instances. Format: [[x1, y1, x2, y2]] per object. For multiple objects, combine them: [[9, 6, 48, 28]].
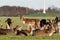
[[26, 13, 60, 17], [0, 34, 60, 40], [0, 13, 60, 40]]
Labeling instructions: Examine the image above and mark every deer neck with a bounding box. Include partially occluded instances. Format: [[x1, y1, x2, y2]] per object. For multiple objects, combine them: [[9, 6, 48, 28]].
[[20, 14, 24, 20], [20, 17, 24, 20], [20, 15, 26, 24]]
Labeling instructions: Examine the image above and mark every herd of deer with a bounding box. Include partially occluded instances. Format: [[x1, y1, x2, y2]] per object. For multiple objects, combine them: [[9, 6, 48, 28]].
[[0, 14, 60, 37]]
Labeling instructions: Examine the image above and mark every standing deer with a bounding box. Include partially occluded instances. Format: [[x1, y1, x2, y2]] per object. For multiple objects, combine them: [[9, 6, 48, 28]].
[[19, 14, 40, 30]]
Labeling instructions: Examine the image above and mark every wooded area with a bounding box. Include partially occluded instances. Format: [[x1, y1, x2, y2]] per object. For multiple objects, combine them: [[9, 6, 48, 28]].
[[0, 6, 60, 16]]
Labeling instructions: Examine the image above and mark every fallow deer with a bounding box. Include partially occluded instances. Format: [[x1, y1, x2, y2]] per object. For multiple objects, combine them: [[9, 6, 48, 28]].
[[0, 19, 14, 35], [19, 14, 40, 30], [14, 25, 35, 36], [32, 21, 55, 36]]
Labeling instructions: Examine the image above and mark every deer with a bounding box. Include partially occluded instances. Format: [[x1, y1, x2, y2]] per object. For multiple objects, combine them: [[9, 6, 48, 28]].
[[14, 19, 55, 36], [0, 18, 14, 35], [19, 14, 40, 30], [52, 17, 59, 33], [14, 25, 35, 36], [32, 20, 55, 36], [0, 26, 13, 35]]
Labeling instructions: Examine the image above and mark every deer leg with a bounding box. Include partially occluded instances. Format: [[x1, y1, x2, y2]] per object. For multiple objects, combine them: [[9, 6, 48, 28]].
[[26, 25, 30, 30]]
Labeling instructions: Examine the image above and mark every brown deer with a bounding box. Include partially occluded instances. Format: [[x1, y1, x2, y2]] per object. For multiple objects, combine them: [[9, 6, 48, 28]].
[[0, 19, 14, 35], [14, 25, 35, 36], [19, 14, 40, 30], [32, 21, 55, 36]]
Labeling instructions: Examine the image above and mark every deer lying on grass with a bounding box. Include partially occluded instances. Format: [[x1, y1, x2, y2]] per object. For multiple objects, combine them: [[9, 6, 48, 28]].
[[0, 28, 13, 35], [32, 21, 55, 36], [0, 19, 14, 35], [0, 27, 13, 35], [52, 17, 59, 33], [19, 14, 40, 30], [0, 25, 20, 35], [14, 25, 35, 36]]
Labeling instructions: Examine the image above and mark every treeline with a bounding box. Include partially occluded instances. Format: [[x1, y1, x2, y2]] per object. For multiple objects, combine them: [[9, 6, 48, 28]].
[[0, 6, 39, 16], [0, 6, 60, 17]]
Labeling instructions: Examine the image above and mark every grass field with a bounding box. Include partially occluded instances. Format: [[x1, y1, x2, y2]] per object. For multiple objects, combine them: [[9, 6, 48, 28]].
[[0, 13, 60, 40], [0, 34, 60, 40]]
